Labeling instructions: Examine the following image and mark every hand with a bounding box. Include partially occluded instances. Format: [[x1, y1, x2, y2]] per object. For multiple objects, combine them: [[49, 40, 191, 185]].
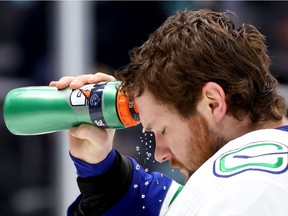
[[49, 72, 116, 164], [49, 72, 116, 90]]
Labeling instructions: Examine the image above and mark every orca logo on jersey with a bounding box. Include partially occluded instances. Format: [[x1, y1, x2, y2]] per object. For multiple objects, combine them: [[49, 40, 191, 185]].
[[213, 142, 288, 177]]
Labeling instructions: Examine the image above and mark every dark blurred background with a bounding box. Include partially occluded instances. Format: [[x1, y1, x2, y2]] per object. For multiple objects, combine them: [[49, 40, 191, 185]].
[[0, 1, 287, 215]]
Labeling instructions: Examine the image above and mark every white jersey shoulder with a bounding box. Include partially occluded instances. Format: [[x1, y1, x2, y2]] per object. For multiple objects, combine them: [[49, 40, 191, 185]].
[[165, 129, 288, 216]]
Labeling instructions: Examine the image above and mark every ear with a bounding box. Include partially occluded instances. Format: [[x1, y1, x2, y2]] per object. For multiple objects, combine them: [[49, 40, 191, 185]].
[[201, 82, 227, 123]]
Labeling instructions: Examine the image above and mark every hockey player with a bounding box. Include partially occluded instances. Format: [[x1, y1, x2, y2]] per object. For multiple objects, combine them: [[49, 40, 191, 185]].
[[51, 9, 288, 216]]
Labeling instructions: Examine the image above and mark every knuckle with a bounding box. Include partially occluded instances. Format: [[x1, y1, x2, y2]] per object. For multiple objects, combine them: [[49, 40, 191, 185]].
[[59, 76, 73, 82], [108, 75, 116, 81], [77, 124, 90, 136]]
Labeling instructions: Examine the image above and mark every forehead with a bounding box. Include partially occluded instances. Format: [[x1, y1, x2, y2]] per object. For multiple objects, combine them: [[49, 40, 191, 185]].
[[134, 93, 172, 128]]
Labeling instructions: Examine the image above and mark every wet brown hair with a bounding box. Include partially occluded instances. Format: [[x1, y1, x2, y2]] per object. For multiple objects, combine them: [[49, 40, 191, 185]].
[[116, 9, 286, 122]]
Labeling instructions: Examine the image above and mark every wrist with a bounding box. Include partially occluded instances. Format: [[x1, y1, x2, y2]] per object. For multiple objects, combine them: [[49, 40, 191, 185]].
[[70, 149, 116, 178]]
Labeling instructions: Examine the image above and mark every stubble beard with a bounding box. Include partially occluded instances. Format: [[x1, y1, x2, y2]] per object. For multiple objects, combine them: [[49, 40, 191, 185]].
[[171, 114, 226, 181]]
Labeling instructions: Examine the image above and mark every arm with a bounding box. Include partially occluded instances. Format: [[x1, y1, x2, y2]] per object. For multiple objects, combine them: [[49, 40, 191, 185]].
[[50, 73, 119, 215], [51, 73, 182, 215], [68, 149, 133, 215], [68, 147, 182, 216]]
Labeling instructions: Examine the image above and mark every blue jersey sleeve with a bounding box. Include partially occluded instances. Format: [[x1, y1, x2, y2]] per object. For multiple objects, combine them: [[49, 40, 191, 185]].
[[102, 157, 173, 216], [71, 149, 116, 178], [67, 149, 178, 216]]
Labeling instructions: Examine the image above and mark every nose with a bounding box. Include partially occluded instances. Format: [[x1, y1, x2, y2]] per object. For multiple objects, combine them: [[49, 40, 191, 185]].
[[154, 134, 173, 163]]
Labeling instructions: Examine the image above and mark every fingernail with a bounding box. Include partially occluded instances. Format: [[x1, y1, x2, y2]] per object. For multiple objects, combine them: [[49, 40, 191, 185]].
[[49, 81, 56, 86]]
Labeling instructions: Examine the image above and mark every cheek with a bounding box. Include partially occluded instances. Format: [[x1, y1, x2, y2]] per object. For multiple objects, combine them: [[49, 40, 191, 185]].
[[169, 129, 191, 155]]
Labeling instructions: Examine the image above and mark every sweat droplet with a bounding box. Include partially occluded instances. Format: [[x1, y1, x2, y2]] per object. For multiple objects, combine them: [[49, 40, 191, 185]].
[[142, 206, 145, 209], [163, 186, 167, 190], [145, 181, 149, 186], [159, 200, 162, 203], [136, 146, 140, 151], [145, 168, 149, 172], [136, 164, 140, 170], [134, 184, 138, 188], [141, 194, 145, 198]]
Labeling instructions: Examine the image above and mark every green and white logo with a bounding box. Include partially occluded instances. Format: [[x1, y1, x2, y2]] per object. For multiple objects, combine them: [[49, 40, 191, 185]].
[[214, 142, 288, 177]]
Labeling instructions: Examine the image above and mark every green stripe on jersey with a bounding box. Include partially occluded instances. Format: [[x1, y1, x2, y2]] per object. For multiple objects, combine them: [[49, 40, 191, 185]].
[[169, 185, 184, 206]]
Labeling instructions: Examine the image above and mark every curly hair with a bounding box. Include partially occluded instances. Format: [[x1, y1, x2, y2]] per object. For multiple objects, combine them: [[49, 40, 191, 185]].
[[116, 9, 286, 122]]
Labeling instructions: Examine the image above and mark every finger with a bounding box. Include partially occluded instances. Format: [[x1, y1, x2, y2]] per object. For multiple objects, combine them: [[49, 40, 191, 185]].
[[49, 81, 57, 87], [50, 75, 91, 90], [87, 72, 116, 83], [69, 74, 97, 89], [69, 124, 115, 164], [70, 73, 116, 89], [56, 76, 76, 89], [70, 124, 110, 144]]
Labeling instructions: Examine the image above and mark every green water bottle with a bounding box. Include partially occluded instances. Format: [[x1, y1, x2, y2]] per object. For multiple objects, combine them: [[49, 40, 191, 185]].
[[3, 81, 140, 135]]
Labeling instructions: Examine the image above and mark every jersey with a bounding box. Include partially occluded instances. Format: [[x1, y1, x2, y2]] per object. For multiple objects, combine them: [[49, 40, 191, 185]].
[[68, 126, 288, 215], [166, 127, 288, 215]]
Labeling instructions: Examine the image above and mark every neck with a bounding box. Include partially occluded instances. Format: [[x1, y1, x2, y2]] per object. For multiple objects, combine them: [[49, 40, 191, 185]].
[[219, 116, 288, 143], [255, 117, 288, 130]]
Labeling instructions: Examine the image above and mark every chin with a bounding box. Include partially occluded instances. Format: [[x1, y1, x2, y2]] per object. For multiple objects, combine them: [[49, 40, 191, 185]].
[[170, 159, 195, 181]]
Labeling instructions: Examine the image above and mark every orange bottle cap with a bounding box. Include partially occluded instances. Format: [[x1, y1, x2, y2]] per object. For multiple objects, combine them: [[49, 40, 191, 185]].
[[117, 92, 140, 127]]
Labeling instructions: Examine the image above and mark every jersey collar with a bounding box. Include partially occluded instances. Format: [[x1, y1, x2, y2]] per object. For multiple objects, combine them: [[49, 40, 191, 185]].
[[276, 125, 288, 132]]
